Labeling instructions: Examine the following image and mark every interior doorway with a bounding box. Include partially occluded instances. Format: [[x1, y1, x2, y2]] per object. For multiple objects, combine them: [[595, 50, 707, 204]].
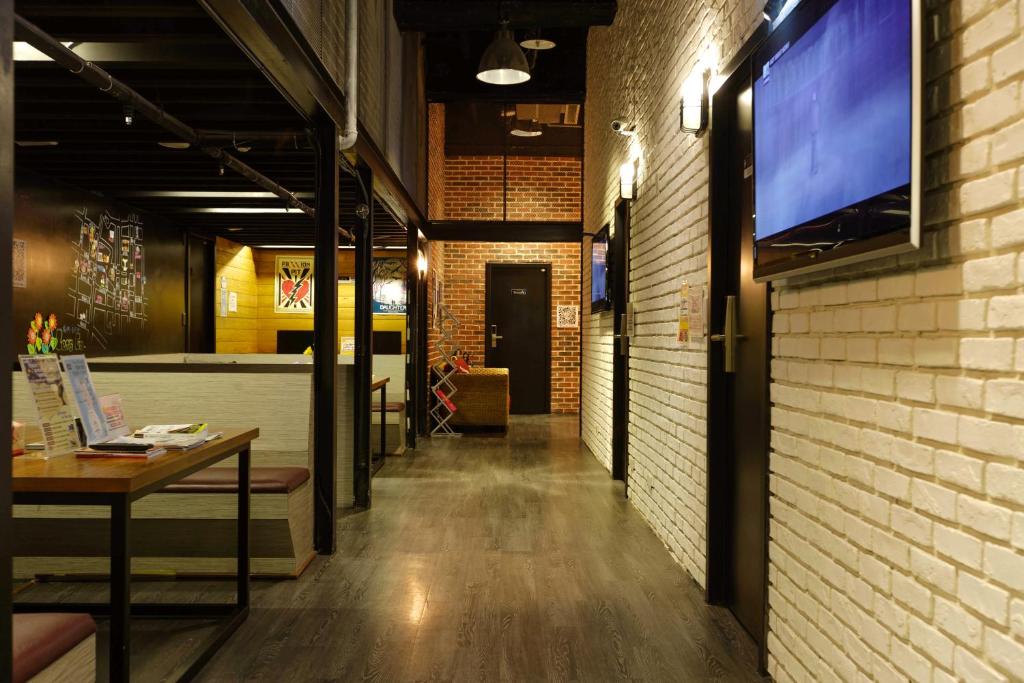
[[611, 200, 631, 489], [485, 263, 551, 414], [187, 235, 215, 353], [706, 55, 771, 666]]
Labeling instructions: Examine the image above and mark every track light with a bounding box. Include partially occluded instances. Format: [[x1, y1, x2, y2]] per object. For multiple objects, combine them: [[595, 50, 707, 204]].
[[123, 104, 134, 126], [218, 163, 225, 176]]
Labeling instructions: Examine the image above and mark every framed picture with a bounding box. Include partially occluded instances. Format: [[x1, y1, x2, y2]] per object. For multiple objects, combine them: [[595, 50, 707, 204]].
[[275, 255, 314, 313], [372, 257, 407, 315]]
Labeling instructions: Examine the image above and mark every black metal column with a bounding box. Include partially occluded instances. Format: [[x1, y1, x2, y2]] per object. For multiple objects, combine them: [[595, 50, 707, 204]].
[[353, 160, 374, 508], [417, 239, 429, 436], [0, 0, 13, 676], [313, 115, 339, 554], [405, 223, 418, 449]]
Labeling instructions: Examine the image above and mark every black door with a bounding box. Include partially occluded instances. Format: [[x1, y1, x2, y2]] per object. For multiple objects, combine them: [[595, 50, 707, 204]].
[[707, 59, 770, 662], [187, 236, 215, 353], [611, 201, 630, 487], [485, 263, 551, 414]]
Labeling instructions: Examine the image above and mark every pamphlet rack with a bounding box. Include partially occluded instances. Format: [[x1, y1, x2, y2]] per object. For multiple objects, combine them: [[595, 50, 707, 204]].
[[430, 301, 463, 437]]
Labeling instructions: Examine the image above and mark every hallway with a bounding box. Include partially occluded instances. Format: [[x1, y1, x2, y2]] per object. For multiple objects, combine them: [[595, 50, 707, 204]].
[[193, 415, 760, 681]]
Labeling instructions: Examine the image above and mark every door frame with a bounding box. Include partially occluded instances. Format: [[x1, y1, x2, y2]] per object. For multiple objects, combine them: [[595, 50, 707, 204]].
[[185, 233, 215, 353], [705, 29, 771, 673], [484, 262, 552, 414], [611, 199, 631, 487]]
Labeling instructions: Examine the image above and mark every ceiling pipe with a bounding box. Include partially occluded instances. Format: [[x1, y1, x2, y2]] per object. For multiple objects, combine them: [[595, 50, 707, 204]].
[[338, 0, 358, 150], [14, 13, 354, 242]]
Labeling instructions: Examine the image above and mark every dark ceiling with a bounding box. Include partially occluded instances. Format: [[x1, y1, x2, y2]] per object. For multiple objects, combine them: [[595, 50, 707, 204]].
[[395, 0, 616, 102], [13, 0, 407, 247]]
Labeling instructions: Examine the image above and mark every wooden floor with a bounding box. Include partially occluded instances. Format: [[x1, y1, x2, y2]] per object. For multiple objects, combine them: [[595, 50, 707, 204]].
[[18, 415, 762, 682]]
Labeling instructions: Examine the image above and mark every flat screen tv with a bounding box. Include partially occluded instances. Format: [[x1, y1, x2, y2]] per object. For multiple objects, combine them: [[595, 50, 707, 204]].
[[591, 224, 612, 313], [753, 0, 921, 281]]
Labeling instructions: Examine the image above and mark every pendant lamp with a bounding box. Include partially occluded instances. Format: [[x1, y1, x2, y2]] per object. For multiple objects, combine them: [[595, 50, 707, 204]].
[[477, 22, 531, 85]]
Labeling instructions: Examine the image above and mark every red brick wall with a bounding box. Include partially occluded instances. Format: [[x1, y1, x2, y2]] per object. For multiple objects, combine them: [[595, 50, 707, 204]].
[[443, 156, 582, 221], [443, 242, 580, 413]]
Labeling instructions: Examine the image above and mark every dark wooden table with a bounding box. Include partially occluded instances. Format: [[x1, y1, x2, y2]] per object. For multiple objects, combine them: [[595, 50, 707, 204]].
[[371, 376, 389, 475], [12, 427, 259, 682]]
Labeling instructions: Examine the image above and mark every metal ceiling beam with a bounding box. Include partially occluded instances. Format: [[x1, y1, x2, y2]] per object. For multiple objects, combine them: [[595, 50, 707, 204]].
[[199, 0, 347, 127], [424, 221, 582, 243], [395, 0, 617, 31], [13, 13, 363, 240]]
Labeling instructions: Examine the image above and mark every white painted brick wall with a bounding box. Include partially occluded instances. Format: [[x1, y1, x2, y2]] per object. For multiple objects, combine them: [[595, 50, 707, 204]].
[[582, 0, 1024, 680]]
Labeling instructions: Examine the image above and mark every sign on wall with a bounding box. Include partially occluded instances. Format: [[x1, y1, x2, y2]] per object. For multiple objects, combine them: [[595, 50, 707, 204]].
[[372, 257, 407, 315], [275, 255, 314, 313]]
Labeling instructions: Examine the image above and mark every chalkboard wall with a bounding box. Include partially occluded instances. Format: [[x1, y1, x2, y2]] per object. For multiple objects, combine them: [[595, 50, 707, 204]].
[[13, 172, 186, 361]]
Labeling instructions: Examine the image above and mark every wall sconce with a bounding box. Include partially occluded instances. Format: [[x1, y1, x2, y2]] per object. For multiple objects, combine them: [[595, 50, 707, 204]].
[[619, 161, 636, 201], [680, 68, 711, 137], [417, 250, 428, 275]]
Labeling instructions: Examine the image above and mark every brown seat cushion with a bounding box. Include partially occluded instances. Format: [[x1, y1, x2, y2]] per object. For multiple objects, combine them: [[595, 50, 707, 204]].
[[372, 402, 405, 412], [162, 466, 309, 494], [13, 613, 96, 683]]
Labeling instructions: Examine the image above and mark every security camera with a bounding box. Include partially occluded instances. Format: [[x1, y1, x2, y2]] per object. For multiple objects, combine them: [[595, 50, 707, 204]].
[[611, 119, 635, 136]]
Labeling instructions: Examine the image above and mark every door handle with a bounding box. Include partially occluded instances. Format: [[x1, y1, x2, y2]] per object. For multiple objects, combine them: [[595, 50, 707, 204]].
[[615, 313, 629, 356], [709, 295, 746, 373], [490, 324, 503, 349]]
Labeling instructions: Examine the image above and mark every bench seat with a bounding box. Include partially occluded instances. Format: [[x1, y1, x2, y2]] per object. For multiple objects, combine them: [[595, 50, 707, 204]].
[[162, 466, 309, 494], [14, 613, 96, 683]]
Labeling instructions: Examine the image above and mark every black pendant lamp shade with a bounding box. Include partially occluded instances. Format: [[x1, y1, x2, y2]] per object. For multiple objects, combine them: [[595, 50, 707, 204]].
[[477, 23, 531, 85]]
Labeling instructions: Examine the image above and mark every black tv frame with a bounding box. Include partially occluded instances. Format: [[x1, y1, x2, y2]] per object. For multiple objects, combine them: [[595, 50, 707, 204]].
[[591, 223, 613, 313], [752, 0, 922, 282]]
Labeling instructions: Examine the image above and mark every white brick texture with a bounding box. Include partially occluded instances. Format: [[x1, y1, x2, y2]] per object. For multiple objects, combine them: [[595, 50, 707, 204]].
[[582, 0, 1024, 681]]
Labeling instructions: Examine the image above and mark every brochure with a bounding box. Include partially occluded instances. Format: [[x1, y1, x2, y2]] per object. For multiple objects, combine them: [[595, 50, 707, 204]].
[[19, 355, 80, 458], [63, 355, 109, 445], [100, 394, 130, 437]]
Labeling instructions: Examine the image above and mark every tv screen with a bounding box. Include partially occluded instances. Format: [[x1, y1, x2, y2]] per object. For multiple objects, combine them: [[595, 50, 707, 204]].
[[753, 0, 920, 280], [591, 225, 612, 312]]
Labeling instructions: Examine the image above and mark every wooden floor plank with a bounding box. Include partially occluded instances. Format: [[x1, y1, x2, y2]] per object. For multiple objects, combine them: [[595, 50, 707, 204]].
[[16, 415, 762, 682]]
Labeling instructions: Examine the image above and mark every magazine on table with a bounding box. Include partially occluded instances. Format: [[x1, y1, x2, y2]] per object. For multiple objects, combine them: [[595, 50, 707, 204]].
[[134, 424, 216, 450], [75, 445, 168, 460]]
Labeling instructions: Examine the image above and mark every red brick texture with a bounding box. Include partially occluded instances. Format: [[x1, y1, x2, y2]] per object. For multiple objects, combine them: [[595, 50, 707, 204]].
[[427, 103, 445, 221], [442, 242, 580, 413], [443, 156, 582, 221]]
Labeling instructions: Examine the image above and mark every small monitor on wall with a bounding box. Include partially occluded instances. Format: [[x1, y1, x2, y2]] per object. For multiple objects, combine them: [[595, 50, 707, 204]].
[[752, 0, 921, 281], [591, 224, 612, 313]]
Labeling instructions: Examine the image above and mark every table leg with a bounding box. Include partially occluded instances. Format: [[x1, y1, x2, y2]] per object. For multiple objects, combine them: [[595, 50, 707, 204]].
[[380, 384, 387, 460], [110, 495, 131, 683], [237, 447, 251, 609]]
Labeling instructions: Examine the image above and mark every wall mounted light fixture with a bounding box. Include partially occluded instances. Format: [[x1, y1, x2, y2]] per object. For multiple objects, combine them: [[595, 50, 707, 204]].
[[417, 251, 428, 275], [680, 68, 711, 137], [619, 160, 636, 201]]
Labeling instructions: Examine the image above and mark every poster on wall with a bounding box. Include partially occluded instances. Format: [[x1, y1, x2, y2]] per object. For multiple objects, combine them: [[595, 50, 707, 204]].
[[678, 283, 691, 343], [557, 305, 579, 329], [13, 238, 26, 288], [19, 354, 80, 457], [372, 257, 407, 315], [275, 255, 314, 313], [677, 282, 706, 344]]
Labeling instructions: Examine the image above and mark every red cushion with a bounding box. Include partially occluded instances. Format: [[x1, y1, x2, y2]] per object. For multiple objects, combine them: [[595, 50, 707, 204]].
[[13, 613, 96, 683], [161, 467, 309, 494]]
